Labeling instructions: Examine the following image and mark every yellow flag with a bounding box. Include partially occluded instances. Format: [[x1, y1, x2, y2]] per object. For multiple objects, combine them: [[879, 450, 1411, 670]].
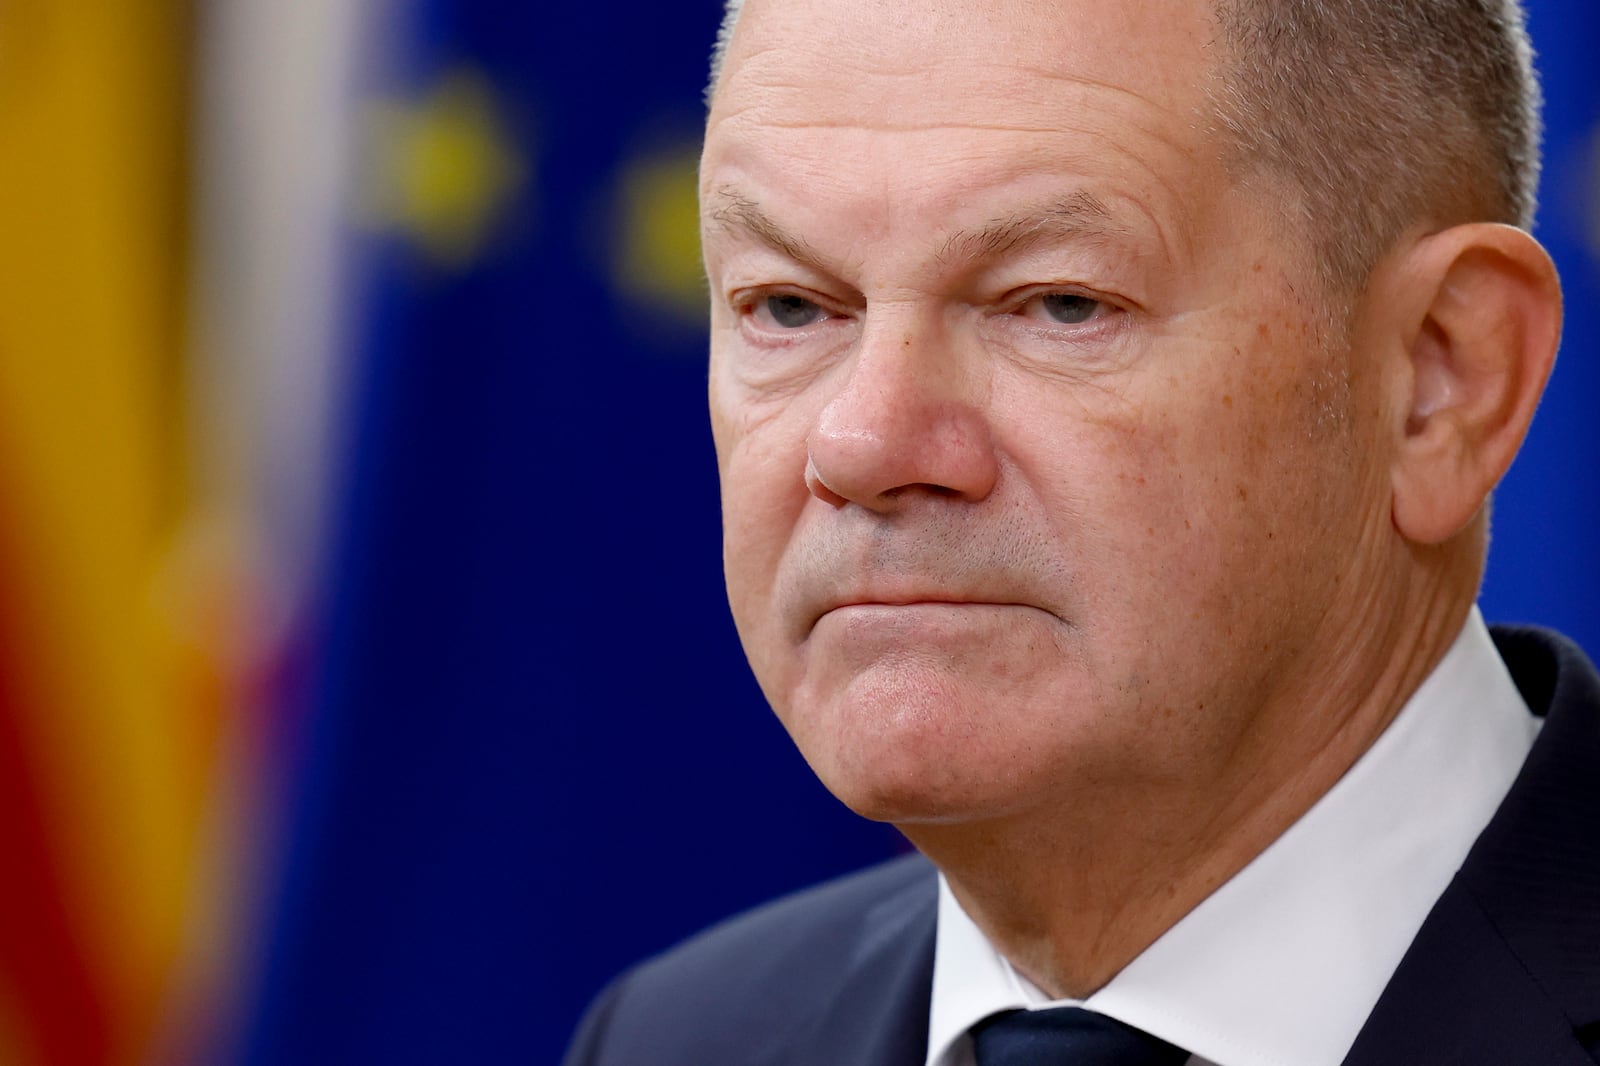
[[0, 3, 219, 1063]]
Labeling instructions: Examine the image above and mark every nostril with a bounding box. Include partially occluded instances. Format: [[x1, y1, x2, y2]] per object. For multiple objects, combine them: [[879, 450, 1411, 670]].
[[881, 483, 961, 501], [805, 454, 850, 508]]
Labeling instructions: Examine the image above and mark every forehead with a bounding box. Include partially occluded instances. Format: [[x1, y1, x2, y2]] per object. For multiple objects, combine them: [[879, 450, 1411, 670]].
[[703, 0, 1227, 270], [717, 0, 1217, 119]]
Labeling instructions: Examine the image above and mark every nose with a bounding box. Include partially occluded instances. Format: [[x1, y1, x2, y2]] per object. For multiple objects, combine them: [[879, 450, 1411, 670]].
[[805, 319, 999, 510]]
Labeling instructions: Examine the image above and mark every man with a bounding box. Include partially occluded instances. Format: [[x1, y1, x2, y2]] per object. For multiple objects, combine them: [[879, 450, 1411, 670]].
[[568, 0, 1596, 1062]]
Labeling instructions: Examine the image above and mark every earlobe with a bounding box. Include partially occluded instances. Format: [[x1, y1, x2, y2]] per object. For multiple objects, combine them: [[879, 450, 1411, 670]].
[[1389, 223, 1562, 545]]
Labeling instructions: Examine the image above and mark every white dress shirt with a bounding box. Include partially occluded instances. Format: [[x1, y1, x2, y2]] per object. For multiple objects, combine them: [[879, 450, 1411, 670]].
[[926, 607, 1540, 1066]]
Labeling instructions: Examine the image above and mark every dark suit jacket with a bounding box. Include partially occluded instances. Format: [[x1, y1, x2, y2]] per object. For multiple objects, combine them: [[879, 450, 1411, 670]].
[[565, 627, 1600, 1065]]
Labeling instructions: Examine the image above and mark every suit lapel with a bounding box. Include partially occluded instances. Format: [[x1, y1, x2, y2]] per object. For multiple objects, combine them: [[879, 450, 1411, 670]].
[[793, 861, 939, 1066], [1344, 627, 1600, 1065], [1341, 886, 1595, 1065]]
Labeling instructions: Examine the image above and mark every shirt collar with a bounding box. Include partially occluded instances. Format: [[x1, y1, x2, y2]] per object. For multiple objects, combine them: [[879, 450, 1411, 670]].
[[927, 607, 1540, 1066]]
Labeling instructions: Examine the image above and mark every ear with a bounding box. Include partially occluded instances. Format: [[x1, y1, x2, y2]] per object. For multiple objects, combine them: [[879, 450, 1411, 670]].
[[1385, 223, 1562, 545]]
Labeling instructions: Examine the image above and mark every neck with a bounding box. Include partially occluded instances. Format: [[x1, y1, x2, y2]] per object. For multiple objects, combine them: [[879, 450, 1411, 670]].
[[900, 553, 1480, 999]]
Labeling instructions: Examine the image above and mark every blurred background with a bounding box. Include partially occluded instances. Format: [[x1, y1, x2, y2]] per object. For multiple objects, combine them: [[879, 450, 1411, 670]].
[[0, 1, 1593, 1063]]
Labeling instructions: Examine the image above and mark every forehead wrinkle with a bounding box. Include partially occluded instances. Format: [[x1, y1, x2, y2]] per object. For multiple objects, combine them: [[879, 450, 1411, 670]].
[[719, 43, 1194, 115], [715, 55, 1208, 134], [714, 111, 1069, 135], [1006, 64, 1176, 114]]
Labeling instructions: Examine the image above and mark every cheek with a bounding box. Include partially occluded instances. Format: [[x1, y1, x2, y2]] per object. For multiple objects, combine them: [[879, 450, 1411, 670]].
[[1028, 331, 1358, 645], [721, 459, 786, 584], [715, 422, 813, 677]]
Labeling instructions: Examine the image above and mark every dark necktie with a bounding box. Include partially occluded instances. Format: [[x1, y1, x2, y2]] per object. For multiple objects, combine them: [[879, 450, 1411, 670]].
[[971, 1006, 1190, 1065]]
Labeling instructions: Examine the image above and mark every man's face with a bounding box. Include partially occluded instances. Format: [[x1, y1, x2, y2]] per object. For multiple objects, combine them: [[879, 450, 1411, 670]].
[[701, 0, 1396, 825]]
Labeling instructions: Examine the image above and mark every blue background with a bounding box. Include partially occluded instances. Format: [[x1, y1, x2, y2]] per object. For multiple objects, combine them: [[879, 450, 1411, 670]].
[[237, 3, 1600, 1063]]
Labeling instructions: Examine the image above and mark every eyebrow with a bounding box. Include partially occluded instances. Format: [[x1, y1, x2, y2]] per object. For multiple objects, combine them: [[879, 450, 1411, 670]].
[[704, 186, 831, 273], [703, 186, 1129, 273], [935, 192, 1126, 266]]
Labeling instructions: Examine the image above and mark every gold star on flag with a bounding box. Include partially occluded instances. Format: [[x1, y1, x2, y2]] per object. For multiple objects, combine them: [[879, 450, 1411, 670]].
[[611, 142, 705, 325], [359, 69, 525, 267]]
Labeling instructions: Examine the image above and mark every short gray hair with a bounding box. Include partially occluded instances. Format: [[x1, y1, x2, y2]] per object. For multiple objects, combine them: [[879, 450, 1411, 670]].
[[706, 0, 745, 108], [1212, 0, 1542, 291], [706, 0, 1544, 293]]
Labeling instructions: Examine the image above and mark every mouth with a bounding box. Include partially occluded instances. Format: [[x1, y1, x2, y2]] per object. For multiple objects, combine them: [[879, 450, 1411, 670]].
[[807, 597, 1051, 635], [831, 596, 1013, 610]]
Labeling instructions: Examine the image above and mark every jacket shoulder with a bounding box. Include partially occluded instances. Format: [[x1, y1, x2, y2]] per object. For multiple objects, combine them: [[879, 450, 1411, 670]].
[[565, 853, 936, 1066]]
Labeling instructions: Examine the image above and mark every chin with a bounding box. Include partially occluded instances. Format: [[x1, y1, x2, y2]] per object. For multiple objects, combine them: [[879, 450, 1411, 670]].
[[783, 682, 1044, 827], [817, 758, 968, 824], [768, 632, 1117, 825], [821, 771, 994, 827]]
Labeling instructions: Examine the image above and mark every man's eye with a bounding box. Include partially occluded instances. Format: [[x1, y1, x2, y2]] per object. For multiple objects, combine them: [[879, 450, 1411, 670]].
[[755, 293, 829, 329], [1022, 292, 1103, 325]]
